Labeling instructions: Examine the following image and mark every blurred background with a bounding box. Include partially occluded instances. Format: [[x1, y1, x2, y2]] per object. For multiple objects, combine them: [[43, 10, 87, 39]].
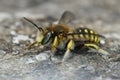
[[0, 0, 120, 23]]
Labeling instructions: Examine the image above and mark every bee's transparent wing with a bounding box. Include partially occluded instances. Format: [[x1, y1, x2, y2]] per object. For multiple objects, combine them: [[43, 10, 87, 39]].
[[59, 11, 75, 24]]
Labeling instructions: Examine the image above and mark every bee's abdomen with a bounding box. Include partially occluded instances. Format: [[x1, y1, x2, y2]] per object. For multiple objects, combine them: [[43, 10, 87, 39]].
[[73, 28, 101, 43]]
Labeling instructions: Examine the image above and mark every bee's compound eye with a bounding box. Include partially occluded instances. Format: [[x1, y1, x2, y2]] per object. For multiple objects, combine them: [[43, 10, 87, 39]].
[[100, 38, 105, 45], [46, 32, 51, 37], [41, 31, 52, 45]]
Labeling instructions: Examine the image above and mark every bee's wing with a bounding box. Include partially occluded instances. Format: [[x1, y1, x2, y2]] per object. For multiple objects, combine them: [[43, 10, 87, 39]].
[[59, 11, 75, 24]]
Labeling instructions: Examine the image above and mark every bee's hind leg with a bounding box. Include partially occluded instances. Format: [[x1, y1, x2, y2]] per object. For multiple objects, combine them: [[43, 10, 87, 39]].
[[84, 43, 111, 60]]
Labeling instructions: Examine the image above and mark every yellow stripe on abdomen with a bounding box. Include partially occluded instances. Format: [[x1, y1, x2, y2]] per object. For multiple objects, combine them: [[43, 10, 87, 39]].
[[80, 34, 84, 38], [85, 34, 89, 39], [73, 34, 79, 40], [90, 35, 94, 42], [96, 35, 100, 43], [94, 36, 98, 43]]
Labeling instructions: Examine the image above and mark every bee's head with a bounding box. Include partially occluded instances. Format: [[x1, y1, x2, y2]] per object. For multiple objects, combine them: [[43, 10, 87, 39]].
[[24, 17, 56, 45]]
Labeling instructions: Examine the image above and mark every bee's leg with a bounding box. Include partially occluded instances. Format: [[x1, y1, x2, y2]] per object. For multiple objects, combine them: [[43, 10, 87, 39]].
[[51, 36, 58, 55], [27, 41, 37, 49], [60, 39, 75, 63], [50, 36, 58, 62], [84, 43, 110, 60]]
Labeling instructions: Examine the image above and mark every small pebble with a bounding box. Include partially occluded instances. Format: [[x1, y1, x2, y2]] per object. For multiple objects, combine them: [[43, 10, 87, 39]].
[[10, 30, 17, 36], [12, 50, 20, 55], [12, 35, 33, 44], [35, 53, 49, 61], [26, 58, 36, 64]]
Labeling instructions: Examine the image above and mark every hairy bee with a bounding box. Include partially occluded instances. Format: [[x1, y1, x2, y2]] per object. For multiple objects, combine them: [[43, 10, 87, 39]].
[[24, 11, 110, 63]]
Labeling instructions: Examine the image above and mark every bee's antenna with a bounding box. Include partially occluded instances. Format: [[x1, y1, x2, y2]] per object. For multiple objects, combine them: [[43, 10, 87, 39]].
[[23, 17, 44, 32]]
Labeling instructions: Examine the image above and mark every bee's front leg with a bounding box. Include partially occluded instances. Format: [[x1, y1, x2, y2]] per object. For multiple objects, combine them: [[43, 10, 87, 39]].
[[61, 39, 75, 63], [27, 41, 37, 49], [50, 36, 58, 62]]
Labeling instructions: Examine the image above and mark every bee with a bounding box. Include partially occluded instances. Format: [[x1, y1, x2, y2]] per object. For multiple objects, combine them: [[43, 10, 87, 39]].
[[24, 11, 110, 64]]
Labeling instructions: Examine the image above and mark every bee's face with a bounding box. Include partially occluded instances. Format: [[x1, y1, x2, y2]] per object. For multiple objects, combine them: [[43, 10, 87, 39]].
[[41, 31, 53, 45]]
